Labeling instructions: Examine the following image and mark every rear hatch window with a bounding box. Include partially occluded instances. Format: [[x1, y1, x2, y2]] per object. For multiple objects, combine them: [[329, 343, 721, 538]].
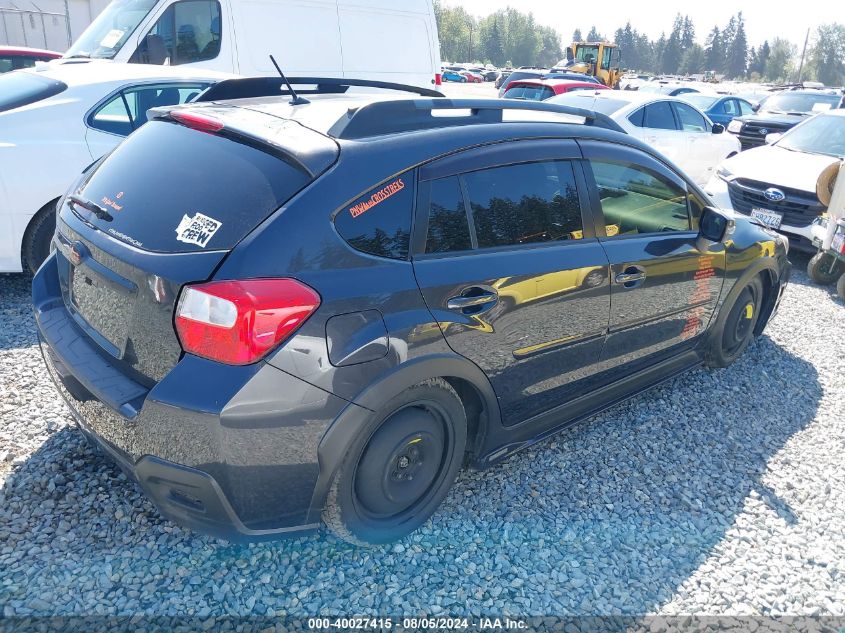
[[72, 120, 312, 252], [0, 72, 67, 113]]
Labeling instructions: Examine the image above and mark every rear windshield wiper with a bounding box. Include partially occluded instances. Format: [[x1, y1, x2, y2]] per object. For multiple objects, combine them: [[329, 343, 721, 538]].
[[68, 194, 112, 222]]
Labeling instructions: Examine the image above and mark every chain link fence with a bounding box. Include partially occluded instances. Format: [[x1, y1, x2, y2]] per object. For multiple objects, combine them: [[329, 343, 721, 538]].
[[1, 2, 72, 51]]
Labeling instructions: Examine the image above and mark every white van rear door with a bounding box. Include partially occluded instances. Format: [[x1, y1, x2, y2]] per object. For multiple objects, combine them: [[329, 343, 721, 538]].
[[338, 0, 437, 89], [231, 0, 343, 76]]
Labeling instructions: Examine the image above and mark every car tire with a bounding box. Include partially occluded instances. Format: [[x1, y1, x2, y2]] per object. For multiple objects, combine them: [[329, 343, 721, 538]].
[[322, 378, 467, 545], [22, 199, 59, 275], [807, 251, 845, 286], [705, 276, 764, 369], [837, 274, 845, 301]]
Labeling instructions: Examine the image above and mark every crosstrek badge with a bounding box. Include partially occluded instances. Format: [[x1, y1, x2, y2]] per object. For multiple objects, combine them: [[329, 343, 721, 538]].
[[175, 212, 222, 248]]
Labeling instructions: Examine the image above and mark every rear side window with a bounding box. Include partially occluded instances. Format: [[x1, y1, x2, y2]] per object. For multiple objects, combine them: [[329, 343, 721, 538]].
[[464, 161, 583, 248], [425, 177, 471, 254], [627, 107, 644, 127], [644, 101, 677, 130], [89, 83, 209, 136], [0, 73, 66, 113], [73, 120, 310, 252], [334, 175, 413, 260]]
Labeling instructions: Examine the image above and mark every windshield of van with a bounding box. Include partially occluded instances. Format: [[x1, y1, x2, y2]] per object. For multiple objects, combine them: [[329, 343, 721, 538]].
[[0, 72, 67, 113], [759, 92, 840, 115], [65, 0, 158, 59], [776, 113, 845, 158]]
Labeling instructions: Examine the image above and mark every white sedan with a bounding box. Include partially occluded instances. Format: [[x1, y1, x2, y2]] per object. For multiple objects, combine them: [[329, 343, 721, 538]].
[[548, 90, 740, 186], [0, 59, 234, 273]]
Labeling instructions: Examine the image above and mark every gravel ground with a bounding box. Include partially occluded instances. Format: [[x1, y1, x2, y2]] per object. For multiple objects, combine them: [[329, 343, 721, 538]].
[[1, 256, 844, 621]]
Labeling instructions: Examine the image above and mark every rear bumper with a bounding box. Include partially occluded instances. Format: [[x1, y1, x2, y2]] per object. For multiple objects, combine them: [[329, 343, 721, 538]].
[[33, 253, 354, 541]]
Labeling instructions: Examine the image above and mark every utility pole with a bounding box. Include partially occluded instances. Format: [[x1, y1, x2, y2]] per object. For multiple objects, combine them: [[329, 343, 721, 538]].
[[796, 27, 810, 84]]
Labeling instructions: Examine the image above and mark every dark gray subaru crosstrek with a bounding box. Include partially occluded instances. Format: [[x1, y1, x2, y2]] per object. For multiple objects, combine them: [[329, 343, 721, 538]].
[[33, 78, 790, 544]]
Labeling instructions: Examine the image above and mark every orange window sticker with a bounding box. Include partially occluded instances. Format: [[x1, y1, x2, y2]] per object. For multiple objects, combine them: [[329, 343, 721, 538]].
[[349, 178, 405, 218]]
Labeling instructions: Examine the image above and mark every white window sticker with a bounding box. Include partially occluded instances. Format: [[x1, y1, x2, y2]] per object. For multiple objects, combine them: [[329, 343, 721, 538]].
[[812, 103, 833, 112], [99, 28, 125, 49], [175, 212, 222, 248]]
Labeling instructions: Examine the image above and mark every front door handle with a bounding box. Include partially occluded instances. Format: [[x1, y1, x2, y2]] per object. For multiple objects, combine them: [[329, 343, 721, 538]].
[[446, 286, 499, 313], [615, 265, 647, 287]]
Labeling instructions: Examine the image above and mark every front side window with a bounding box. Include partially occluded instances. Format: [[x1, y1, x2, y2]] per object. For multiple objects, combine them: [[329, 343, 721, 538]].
[[464, 161, 583, 248], [723, 99, 739, 116], [335, 175, 414, 259], [131, 0, 221, 65], [643, 101, 677, 130], [675, 102, 708, 132], [589, 159, 690, 235], [89, 83, 209, 136], [738, 100, 754, 115]]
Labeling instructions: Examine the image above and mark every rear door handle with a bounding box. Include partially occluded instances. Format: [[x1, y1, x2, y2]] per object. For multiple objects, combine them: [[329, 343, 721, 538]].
[[615, 265, 647, 287], [446, 286, 499, 313]]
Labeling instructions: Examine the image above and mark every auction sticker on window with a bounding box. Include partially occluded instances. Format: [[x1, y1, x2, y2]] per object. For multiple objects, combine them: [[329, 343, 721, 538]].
[[99, 29, 125, 48], [175, 212, 222, 248]]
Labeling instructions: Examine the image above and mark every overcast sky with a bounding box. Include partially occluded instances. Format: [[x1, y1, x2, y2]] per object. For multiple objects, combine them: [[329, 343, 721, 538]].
[[443, 0, 827, 50]]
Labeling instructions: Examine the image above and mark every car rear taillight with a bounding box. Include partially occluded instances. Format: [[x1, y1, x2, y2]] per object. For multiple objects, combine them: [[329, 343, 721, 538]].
[[435, 73, 442, 86], [175, 279, 320, 365], [170, 110, 225, 134]]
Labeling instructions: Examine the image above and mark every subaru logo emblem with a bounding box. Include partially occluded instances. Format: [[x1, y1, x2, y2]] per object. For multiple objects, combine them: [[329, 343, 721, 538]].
[[68, 241, 85, 266], [764, 188, 785, 202], [759, 128, 769, 135]]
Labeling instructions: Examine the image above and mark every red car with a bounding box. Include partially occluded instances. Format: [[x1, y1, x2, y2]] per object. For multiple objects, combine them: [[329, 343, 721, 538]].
[[503, 78, 609, 101], [460, 70, 484, 83], [0, 46, 61, 73]]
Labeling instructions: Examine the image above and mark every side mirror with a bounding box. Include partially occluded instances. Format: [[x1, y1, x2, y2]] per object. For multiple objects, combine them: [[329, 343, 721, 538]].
[[751, 103, 760, 112], [700, 206, 729, 242], [764, 132, 783, 144], [712, 123, 725, 134]]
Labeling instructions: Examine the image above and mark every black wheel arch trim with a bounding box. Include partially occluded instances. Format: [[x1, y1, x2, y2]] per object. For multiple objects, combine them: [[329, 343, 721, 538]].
[[306, 353, 500, 523], [710, 257, 783, 341]]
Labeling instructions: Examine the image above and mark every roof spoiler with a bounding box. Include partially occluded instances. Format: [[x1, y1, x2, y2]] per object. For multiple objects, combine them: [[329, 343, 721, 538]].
[[328, 98, 626, 140], [196, 76, 444, 102]]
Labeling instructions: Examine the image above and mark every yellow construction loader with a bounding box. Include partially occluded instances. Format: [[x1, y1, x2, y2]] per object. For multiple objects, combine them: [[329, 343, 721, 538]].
[[559, 41, 622, 88]]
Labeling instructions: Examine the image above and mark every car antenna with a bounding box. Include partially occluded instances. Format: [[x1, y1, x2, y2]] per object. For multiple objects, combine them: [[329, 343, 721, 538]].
[[269, 54, 310, 106]]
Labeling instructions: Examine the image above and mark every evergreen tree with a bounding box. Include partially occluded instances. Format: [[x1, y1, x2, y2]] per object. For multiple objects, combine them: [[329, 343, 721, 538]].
[[681, 16, 695, 50], [572, 27, 582, 42], [704, 26, 722, 71], [661, 14, 684, 74], [721, 15, 736, 74], [726, 12, 748, 78], [586, 26, 603, 41], [680, 44, 705, 75]]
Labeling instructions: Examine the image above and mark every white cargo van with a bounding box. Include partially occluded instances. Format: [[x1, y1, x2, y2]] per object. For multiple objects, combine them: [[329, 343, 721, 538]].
[[63, 0, 442, 89]]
